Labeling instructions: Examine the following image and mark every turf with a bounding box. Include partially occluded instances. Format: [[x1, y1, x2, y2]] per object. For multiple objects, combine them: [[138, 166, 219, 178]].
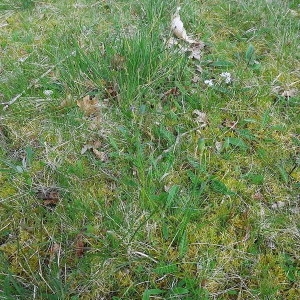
[[0, 0, 299, 299]]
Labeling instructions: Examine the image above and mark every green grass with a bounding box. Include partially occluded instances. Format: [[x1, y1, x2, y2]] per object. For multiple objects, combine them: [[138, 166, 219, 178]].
[[0, 0, 299, 299]]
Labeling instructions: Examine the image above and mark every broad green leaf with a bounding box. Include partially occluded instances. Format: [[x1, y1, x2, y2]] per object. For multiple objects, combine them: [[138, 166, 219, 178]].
[[171, 287, 189, 295], [25, 146, 34, 165], [142, 289, 164, 300], [236, 129, 257, 141], [226, 137, 248, 150], [227, 290, 238, 295], [154, 264, 178, 275], [277, 164, 289, 183], [211, 60, 234, 67], [162, 223, 169, 240], [210, 179, 235, 195], [245, 173, 264, 185], [179, 231, 188, 257], [166, 185, 180, 208]]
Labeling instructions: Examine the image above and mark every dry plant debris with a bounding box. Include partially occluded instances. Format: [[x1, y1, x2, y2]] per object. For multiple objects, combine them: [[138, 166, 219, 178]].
[[104, 81, 120, 100], [169, 7, 205, 63], [221, 119, 238, 130], [193, 110, 208, 127], [75, 233, 86, 258], [36, 187, 60, 207], [1, 1, 299, 299], [77, 95, 100, 116], [171, 7, 195, 43], [49, 242, 61, 263], [187, 42, 205, 61], [215, 141, 223, 153], [272, 86, 298, 99], [81, 140, 108, 162], [281, 89, 298, 98], [160, 87, 180, 100]]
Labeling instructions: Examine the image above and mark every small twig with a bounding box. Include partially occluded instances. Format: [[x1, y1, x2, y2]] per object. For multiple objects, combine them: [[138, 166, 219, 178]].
[[1, 50, 77, 110], [1, 67, 55, 110]]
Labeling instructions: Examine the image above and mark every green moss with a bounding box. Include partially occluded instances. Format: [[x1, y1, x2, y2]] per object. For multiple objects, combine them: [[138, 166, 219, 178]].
[[0, 182, 17, 198]]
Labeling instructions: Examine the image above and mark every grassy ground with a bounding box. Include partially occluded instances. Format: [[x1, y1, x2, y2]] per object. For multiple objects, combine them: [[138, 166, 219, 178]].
[[0, 0, 299, 299]]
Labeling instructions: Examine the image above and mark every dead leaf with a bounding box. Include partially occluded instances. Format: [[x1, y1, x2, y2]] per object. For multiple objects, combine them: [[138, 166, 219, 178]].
[[271, 85, 298, 99], [281, 89, 298, 98], [271, 201, 285, 209], [36, 187, 60, 207], [215, 141, 223, 153], [92, 148, 108, 162], [75, 233, 85, 257], [166, 37, 178, 48], [195, 64, 203, 73], [49, 242, 61, 263], [253, 192, 264, 201], [192, 74, 200, 83], [81, 140, 102, 154], [171, 7, 195, 43], [161, 87, 180, 100], [188, 42, 205, 61], [77, 95, 100, 116], [81, 140, 108, 161], [104, 81, 119, 100], [221, 119, 238, 129], [193, 110, 208, 127]]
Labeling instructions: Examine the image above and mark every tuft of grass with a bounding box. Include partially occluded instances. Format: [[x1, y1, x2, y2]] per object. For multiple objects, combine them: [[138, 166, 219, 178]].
[[0, 0, 299, 299]]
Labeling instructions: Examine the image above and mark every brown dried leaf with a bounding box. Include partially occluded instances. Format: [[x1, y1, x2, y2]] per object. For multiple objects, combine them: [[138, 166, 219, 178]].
[[105, 81, 119, 100], [193, 110, 208, 127], [281, 89, 298, 98], [81, 140, 102, 154], [222, 119, 238, 129], [192, 74, 200, 83], [161, 87, 180, 100], [188, 42, 205, 61], [75, 233, 85, 257], [77, 95, 100, 116], [195, 64, 203, 73], [37, 187, 60, 207], [92, 140, 102, 148], [252, 192, 264, 201], [92, 148, 108, 162], [81, 140, 108, 161], [49, 242, 61, 262]]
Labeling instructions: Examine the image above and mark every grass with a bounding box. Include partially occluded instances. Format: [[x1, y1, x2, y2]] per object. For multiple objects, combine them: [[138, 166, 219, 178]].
[[0, 0, 299, 299]]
